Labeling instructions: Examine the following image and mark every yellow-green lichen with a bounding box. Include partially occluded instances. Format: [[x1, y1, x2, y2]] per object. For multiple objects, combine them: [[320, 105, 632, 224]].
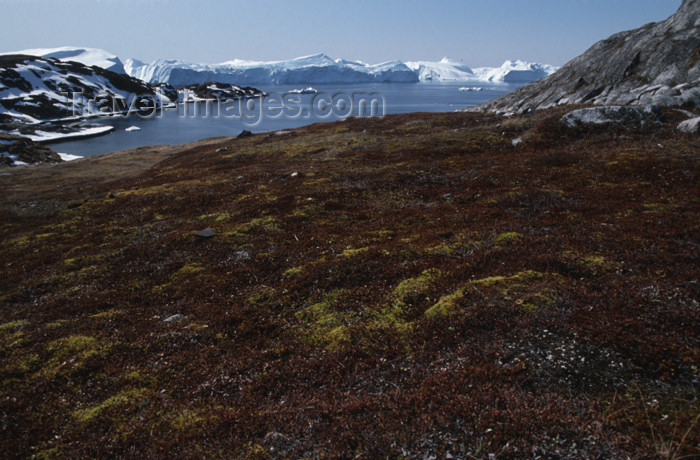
[[642, 203, 676, 213], [372, 269, 444, 333], [295, 291, 350, 350], [224, 215, 282, 239], [0, 319, 28, 332], [198, 212, 232, 222], [389, 269, 443, 306], [73, 387, 151, 423], [89, 309, 124, 320], [38, 335, 109, 380], [425, 288, 466, 318], [493, 232, 523, 247], [175, 262, 205, 276], [340, 247, 369, 257], [283, 266, 303, 277], [170, 408, 210, 431]]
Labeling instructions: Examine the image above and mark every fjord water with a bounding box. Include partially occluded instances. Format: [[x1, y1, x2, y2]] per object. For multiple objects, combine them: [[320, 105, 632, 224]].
[[49, 82, 522, 157]]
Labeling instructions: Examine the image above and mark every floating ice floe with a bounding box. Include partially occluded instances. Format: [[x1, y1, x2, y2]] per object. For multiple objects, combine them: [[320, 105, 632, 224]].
[[288, 87, 318, 94]]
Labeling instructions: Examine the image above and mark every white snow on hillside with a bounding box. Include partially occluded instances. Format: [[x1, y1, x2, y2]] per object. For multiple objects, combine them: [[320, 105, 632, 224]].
[[14, 125, 115, 142], [0, 46, 126, 74]]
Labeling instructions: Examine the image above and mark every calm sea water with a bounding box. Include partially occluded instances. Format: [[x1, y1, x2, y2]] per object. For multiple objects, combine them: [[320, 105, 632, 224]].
[[49, 82, 521, 157]]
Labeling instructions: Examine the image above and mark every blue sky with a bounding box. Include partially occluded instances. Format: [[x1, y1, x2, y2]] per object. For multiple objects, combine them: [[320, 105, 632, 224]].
[[0, 0, 681, 66]]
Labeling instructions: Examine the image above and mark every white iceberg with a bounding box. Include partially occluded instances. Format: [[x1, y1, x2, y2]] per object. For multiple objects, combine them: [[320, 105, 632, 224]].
[[288, 87, 318, 94], [125, 53, 419, 85], [473, 60, 558, 83], [405, 57, 476, 81]]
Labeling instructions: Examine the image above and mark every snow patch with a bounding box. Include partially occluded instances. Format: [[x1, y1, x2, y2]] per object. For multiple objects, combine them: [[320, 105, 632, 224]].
[[58, 152, 82, 161], [17, 125, 115, 142]]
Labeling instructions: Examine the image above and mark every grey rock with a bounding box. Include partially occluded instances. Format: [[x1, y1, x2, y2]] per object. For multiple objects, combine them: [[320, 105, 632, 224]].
[[561, 105, 664, 128], [193, 227, 216, 238], [163, 314, 183, 323], [677, 116, 700, 133], [468, 0, 700, 113]]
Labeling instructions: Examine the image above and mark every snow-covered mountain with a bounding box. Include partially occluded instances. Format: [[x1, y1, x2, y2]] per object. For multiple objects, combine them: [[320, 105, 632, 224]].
[[125, 53, 420, 86], [0, 46, 126, 74], [0, 54, 170, 125]]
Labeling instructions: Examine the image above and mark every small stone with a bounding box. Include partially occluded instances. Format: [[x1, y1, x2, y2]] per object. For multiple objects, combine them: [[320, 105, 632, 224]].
[[237, 130, 253, 138], [215, 147, 229, 152], [164, 314, 183, 323], [193, 227, 217, 238], [290, 172, 299, 178], [512, 137, 523, 146]]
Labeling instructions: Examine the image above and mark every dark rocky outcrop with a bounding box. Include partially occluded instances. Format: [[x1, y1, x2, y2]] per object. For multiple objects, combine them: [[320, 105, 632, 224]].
[[0, 132, 62, 166], [178, 82, 264, 101], [470, 0, 700, 114]]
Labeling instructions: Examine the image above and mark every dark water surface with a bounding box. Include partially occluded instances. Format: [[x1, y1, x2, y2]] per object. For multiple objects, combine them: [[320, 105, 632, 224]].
[[49, 82, 521, 157]]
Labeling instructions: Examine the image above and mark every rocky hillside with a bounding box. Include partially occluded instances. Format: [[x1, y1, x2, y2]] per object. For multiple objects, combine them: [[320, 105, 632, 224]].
[[472, 0, 700, 114], [0, 108, 697, 458], [0, 55, 170, 125], [178, 82, 264, 102], [0, 132, 62, 166]]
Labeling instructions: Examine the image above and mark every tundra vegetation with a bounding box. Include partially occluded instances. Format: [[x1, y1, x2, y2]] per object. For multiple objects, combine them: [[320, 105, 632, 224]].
[[0, 108, 698, 458]]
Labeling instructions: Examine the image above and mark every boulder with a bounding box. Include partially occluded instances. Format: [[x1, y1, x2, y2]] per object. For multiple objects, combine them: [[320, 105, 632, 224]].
[[677, 116, 700, 133], [561, 106, 663, 128]]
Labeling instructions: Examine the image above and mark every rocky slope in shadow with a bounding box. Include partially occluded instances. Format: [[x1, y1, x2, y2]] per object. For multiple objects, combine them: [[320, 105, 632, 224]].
[[469, 0, 700, 114]]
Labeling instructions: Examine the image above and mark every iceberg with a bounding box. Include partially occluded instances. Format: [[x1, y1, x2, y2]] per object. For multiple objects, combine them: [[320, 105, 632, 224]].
[[125, 53, 420, 85], [473, 60, 558, 83], [123, 54, 557, 86], [405, 57, 476, 81], [289, 87, 318, 94], [1, 46, 558, 86]]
